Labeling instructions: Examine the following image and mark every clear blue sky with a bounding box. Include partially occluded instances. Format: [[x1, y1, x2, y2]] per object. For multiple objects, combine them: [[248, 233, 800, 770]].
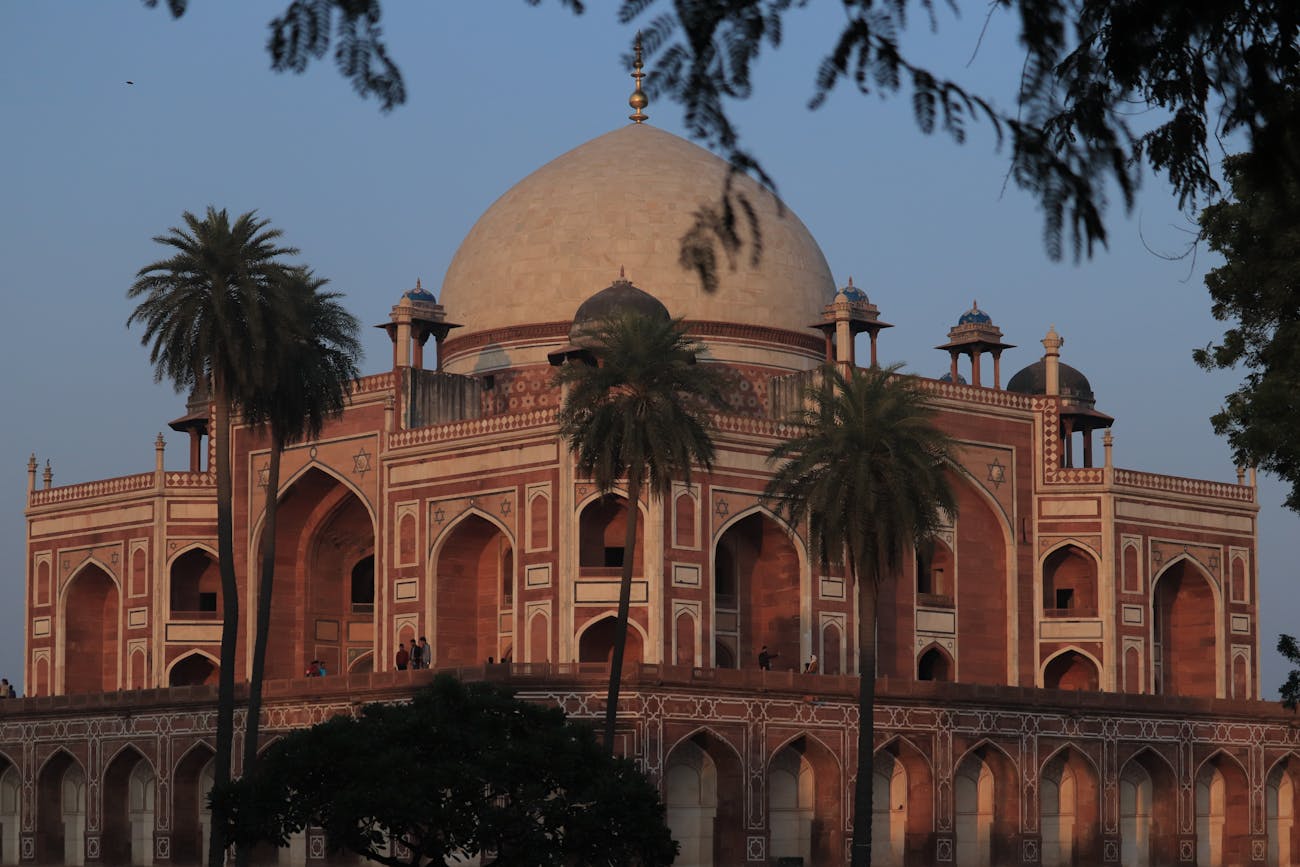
[[2, 2, 1294, 696]]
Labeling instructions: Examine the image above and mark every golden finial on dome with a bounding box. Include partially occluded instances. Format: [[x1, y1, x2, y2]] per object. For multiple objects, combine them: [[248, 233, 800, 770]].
[[628, 32, 648, 124]]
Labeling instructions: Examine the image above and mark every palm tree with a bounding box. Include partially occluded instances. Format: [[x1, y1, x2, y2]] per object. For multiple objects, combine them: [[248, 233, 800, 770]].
[[556, 310, 728, 753], [128, 207, 297, 867], [236, 268, 360, 867], [764, 363, 958, 867]]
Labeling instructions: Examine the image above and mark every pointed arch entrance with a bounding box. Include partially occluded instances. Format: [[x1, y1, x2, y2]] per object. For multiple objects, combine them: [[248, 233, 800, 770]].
[[1267, 757, 1299, 867], [0, 755, 18, 866], [171, 744, 214, 866], [662, 730, 744, 867], [1043, 649, 1100, 691], [768, 736, 842, 866], [101, 747, 155, 866], [1197, 753, 1248, 867], [954, 743, 1019, 867], [37, 751, 85, 866], [62, 563, 120, 694], [713, 510, 801, 670], [1119, 749, 1177, 867], [1040, 747, 1100, 867], [432, 512, 514, 668], [168, 652, 218, 687], [873, 739, 934, 867], [577, 616, 644, 669], [261, 467, 376, 681], [1153, 558, 1219, 698]]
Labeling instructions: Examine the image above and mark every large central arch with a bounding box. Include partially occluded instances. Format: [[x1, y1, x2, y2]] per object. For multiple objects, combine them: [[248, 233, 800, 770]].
[[712, 509, 805, 671], [259, 467, 376, 681], [431, 511, 515, 668], [1152, 557, 1221, 698], [61, 562, 120, 694]]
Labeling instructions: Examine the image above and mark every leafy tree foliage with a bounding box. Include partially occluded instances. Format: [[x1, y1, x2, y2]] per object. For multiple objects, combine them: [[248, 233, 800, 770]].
[[128, 207, 299, 867], [555, 309, 728, 751], [1279, 635, 1300, 710], [765, 364, 957, 867], [1194, 138, 1300, 511], [143, 0, 1299, 265], [214, 674, 678, 867]]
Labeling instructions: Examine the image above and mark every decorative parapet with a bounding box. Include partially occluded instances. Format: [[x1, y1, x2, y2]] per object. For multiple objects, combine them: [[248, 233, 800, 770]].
[[387, 408, 557, 449], [164, 471, 215, 490], [351, 371, 396, 396], [917, 378, 1035, 410], [1113, 468, 1255, 503], [28, 472, 154, 506], [712, 413, 796, 440]]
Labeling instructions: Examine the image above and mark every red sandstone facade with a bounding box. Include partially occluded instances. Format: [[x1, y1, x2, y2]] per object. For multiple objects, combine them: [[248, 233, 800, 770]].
[[3, 121, 1281, 867]]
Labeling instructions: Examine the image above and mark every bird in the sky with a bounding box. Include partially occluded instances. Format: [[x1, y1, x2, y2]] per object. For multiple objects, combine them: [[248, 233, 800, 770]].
[[126, 81, 134, 85]]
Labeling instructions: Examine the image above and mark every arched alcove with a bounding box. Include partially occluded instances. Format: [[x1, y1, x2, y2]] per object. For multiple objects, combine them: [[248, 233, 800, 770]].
[[916, 538, 954, 599], [1153, 559, 1219, 698], [873, 739, 934, 867], [918, 645, 954, 682], [578, 495, 642, 572], [577, 616, 644, 670], [1042, 545, 1099, 617], [713, 510, 800, 671], [350, 554, 375, 614], [168, 653, 218, 687], [169, 548, 220, 616], [63, 564, 119, 694], [434, 513, 513, 667], [1043, 649, 1100, 691]]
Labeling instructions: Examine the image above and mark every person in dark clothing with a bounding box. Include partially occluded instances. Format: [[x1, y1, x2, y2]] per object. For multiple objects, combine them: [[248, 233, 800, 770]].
[[758, 646, 778, 671], [409, 639, 423, 670], [395, 645, 409, 670]]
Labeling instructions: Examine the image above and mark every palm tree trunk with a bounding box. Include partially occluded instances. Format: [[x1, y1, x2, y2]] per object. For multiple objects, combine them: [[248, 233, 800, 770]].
[[851, 563, 878, 867], [602, 479, 641, 754], [236, 431, 282, 867], [209, 387, 240, 867]]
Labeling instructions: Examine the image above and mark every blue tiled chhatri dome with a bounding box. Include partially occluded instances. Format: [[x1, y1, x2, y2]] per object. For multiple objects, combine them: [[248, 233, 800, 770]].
[[403, 279, 437, 303], [957, 300, 992, 325]]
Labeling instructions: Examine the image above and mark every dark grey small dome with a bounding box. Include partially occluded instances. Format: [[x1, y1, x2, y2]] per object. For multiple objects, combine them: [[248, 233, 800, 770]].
[[569, 277, 670, 343], [1006, 359, 1095, 403]]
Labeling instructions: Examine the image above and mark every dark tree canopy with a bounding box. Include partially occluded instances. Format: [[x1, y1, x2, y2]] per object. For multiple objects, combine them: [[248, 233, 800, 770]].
[[1194, 134, 1300, 511], [213, 674, 677, 867], [144, 0, 1300, 265]]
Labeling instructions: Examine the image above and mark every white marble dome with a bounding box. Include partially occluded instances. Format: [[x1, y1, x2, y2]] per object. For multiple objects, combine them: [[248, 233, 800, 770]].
[[438, 123, 835, 344]]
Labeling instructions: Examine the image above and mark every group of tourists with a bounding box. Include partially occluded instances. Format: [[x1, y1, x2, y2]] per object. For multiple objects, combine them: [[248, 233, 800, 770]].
[[757, 646, 818, 673], [304, 660, 329, 677], [394, 636, 431, 670], [0, 678, 15, 698]]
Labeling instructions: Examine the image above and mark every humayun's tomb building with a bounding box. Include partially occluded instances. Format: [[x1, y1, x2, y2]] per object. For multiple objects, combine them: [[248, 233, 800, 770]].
[[2, 103, 1293, 867]]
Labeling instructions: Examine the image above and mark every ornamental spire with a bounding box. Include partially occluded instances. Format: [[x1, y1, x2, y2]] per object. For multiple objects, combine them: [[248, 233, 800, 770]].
[[628, 32, 648, 123]]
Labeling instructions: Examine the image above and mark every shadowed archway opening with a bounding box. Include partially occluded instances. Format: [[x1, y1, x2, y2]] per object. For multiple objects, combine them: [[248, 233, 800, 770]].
[[101, 747, 154, 866], [170, 745, 213, 866], [1197, 753, 1248, 867], [663, 731, 744, 867], [169, 653, 218, 687], [713, 512, 799, 671], [1042, 545, 1098, 617], [873, 739, 934, 867], [918, 645, 954, 682], [1267, 757, 1300, 867], [578, 616, 643, 670], [0, 755, 19, 866], [1043, 650, 1099, 691], [36, 751, 84, 866], [261, 468, 375, 681], [169, 549, 220, 616]]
